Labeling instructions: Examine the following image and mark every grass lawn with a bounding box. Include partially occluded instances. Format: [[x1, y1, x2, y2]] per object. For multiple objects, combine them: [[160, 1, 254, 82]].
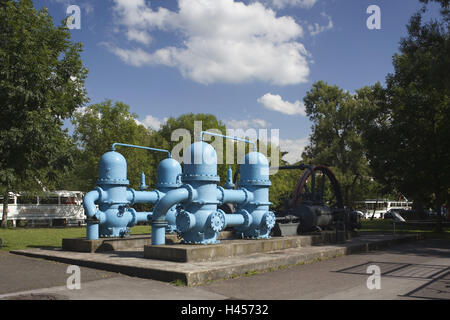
[[359, 218, 450, 239], [0, 225, 150, 252], [1, 220, 448, 252]]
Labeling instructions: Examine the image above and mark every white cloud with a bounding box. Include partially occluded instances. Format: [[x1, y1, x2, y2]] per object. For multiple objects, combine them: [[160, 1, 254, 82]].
[[278, 137, 308, 164], [270, 0, 317, 9], [135, 115, 166, 130], [308, 12, 334, 36], [143, 115, 163, 130], [83, 2, 94, 15], [226, 118, 270, 130], [257, 93, 306, 116], [126, 29, 152, 46], [51, 0, 94, 15], [109, 0, 310, 85]]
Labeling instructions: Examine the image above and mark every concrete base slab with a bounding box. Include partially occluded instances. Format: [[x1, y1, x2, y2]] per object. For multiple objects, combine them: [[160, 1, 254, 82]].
[[144, 231, 353, 262], [12, 233, 423, 286], [62, 231, 236, 253]]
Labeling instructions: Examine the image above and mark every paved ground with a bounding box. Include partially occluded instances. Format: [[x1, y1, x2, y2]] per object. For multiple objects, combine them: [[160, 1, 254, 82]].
[[0, 239, 448, 300]]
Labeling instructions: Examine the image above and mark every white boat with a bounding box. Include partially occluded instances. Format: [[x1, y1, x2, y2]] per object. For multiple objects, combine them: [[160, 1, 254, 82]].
[[354, 199, 413, 219], [0, 191, 86, 227]]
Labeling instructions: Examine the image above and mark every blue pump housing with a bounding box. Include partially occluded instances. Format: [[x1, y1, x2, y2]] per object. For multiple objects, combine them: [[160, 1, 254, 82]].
[[83, 144, 181, 240], [235, 152, 275, 239], [176, 141, 223, 244], [157, 157, 182, 233], [84, 136, 276, 245]]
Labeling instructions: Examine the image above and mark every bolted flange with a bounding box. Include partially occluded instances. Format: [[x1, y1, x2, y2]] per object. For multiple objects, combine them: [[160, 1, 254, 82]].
[[263, 211, 276, 229], [208, 211, 225, 233], [176, 210, 196, 233]]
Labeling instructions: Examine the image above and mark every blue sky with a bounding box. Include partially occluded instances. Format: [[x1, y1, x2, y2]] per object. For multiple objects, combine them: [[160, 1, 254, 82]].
[[36, 0, 441, 163]]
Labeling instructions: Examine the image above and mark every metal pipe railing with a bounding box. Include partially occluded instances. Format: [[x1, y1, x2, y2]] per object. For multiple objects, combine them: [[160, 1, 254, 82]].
[[200, 131, 257, 152], [111, 143, 171, 158]]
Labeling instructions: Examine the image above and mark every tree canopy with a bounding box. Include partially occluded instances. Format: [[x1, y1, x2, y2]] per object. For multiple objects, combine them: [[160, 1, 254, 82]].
[[301, 81, 383, 207], [361, 4, 449, 213], [69, 100, 154, 191], [0, 0, 88, 226]]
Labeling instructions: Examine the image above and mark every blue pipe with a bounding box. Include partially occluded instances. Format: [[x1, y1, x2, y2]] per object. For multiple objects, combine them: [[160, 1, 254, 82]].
[[151, 187, 193, 245], [128, 208, 152, 227], [83, 190, 100, 219], [111, 143, 171, 158], [224, 213, 245, 227], [217, 187, 253, 204], [127, 189, 162, 205], [84, 190, 102, 240], [200, 131, 257, 152], [86, 223, 99, 240]]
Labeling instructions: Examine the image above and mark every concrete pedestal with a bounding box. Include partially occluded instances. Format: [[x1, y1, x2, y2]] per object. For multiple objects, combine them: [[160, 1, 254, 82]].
[[143, 231, 352, 262], [62, 231, 236, 253]]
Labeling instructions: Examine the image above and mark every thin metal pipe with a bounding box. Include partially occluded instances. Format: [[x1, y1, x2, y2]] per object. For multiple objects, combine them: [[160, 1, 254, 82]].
[[200, 131, 257, 152], [111, 143, 171, 158]]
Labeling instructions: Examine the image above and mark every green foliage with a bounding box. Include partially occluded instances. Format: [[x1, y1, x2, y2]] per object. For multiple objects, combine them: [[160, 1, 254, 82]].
[[269, 169, 299, 211], [300, 81, 383, 207], [68, 100, 155, 191], [0, 0, 88, 226], [150, 113, 231, 184], [419, 0, 449, 20], [361, 6, 450, 212]]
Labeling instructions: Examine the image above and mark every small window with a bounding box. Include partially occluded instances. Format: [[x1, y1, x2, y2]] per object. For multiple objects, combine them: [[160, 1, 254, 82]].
[[61, 197, 76, 205], [17, 195, 38, 205], [39, 196, 59, 205], [0, 197, 16, 204]]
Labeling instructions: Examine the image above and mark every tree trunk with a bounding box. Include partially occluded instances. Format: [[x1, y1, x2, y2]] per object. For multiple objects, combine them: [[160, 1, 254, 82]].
[[434, 190, 444, 232], [349, 174, 361, 209], [1, 191, 9, 228]]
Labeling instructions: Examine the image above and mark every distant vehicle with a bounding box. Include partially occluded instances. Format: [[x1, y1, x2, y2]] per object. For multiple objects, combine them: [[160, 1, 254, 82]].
[[0, 191, 86, 227], [384, 209, 407, 222], [355, 211, 365, 219], [354, 199, 412, 219]]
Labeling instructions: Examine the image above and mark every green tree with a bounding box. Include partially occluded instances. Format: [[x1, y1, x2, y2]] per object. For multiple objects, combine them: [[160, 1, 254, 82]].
[[362, 3, 450, 217], [70, 100, 155, 191], [154, 113, 287, 191], [0, 0, 88, 227], [420, 0, 449, 21], [301, 81, 382, 207], [150, 113, 232, 183], [269, 168, 299, 211]]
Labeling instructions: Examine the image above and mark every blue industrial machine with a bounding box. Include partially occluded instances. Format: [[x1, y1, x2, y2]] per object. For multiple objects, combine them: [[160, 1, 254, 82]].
[[83, 143, 181, 240], [83, 133, 277, 245], [82, 129, 362, 249], [151, 132, 275, 245]]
